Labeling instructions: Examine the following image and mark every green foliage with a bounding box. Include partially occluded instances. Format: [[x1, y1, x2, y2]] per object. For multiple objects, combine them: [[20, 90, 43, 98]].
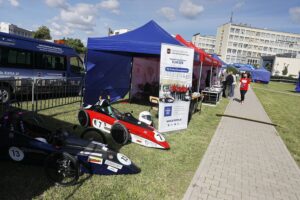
[[226, 66, 238, 74], [282, 66, 288, 76], [33, 26, 52, 40], [64, 38, 86, 54], [265, 63, 272, 72], [253, 63, 259, 68]]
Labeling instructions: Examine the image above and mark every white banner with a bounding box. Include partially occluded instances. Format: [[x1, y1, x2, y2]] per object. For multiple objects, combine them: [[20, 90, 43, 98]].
[[158, 44, 194, 132]]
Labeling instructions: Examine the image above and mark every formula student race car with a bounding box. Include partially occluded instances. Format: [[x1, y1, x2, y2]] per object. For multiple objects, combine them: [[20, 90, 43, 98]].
[[0, 111, 140, 186], [78, 99, 170, 149]]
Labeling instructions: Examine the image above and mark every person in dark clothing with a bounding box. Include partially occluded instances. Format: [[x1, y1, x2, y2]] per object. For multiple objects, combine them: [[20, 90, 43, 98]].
[[226, 71, 234, 97], [205, 70, 211, 88], [221, 70, 227, 97]]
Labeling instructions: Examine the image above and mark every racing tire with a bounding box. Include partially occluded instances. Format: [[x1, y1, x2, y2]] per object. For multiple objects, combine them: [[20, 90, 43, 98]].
[[78, 110, 89, 127], [0, 86, 11, 104], [81, 128, 107, 144], [110, 122, 130, 145], [44, 152, 79, 186]]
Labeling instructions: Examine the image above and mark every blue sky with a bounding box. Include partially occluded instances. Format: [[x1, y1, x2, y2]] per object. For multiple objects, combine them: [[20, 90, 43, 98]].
[[0, 0, 299, 44]]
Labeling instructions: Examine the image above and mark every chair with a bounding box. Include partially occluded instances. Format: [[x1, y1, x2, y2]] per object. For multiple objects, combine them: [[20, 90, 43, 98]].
[[149, 96, 159, 112]]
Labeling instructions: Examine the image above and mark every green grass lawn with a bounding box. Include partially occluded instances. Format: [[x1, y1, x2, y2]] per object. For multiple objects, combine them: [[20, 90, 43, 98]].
[[0, 98, 229, 200], [252, 82, 300, 166]]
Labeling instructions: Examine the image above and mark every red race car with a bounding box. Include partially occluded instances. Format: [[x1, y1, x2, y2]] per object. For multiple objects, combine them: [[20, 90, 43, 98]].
[[78, 99, 170, 150]]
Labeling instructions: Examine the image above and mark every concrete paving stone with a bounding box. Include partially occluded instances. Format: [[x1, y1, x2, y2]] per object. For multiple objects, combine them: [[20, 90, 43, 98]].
[[183, 87, 300, 200], [197, 193, 208, 200], [216, 192, 234, 200]]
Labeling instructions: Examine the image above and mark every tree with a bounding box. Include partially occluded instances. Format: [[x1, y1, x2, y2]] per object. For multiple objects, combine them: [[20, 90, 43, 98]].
[[265, 63, 272, 72], [64, 38, 86, 54], [282, 66, 288, 76], [33, 26, 52, 40]]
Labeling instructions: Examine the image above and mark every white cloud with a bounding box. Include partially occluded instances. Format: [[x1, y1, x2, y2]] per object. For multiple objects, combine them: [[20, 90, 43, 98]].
[[233, 0, 244, 11], [60, 3, 97, 28], [289, 7, 300, 24], [179, 0, 204, 19], [98, 0, 120, 14], [9, 0, 19, 7], [50, 22, 73, 37], [159, 7, 176, 21], [46, 0, 120, 38], [45, 0, 68, 9]]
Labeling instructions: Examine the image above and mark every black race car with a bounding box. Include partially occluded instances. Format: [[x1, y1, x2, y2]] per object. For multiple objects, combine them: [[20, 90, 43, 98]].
[[0, 111, 140, 186]]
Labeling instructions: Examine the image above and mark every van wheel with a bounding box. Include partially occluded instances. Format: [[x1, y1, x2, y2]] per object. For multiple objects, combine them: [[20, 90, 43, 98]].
[[0, 86, 11, 104]]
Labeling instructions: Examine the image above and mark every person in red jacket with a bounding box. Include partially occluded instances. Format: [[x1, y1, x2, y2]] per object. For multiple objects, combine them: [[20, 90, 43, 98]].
[[239, 73, 251, 104]]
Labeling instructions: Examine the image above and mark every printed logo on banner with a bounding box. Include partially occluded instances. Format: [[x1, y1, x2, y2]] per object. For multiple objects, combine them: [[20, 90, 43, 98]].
[[164, 106, 172, 117]]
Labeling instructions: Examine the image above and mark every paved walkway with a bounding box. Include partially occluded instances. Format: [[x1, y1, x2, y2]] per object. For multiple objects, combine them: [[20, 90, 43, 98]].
[[183, 87, 300, 200]]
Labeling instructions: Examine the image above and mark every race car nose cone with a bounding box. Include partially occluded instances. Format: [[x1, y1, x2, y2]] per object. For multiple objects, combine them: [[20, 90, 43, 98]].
[[162, 141, 170, 150], [118, 162, 140, 174]]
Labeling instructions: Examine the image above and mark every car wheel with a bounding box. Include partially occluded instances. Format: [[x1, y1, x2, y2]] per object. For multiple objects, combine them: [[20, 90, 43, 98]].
[[0, 86, 11, 104], [44, 152, 79, 186], [78, 110, 89, 127], [81, 128, 107, 144], [111, 122, 130, 145]]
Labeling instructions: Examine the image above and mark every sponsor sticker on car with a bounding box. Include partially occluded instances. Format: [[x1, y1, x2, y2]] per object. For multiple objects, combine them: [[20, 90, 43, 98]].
[[105, 160, 123, 169], [107, 166, 118, 173], [88, 156, 103, 165]]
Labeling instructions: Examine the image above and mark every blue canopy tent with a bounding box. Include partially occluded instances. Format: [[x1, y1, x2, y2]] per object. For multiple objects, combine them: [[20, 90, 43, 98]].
[[295, 72, 300, 92], [252, 67, 271, 83], [85, 20, 183, 104]]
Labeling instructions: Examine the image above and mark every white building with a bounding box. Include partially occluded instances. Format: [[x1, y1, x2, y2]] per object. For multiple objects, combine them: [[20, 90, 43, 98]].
[[108, 28, 130, 36], [192, 33, 216, 54], [0, 22, 33, 38], [261, 54, 300, 77], [215, 23, 300, 65]]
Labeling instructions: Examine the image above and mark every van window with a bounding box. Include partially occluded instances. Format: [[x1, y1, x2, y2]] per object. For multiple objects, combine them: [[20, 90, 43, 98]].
[[70, 57, 84, 73], [7, 48, 32, 67], [35, 53, 66, 70]]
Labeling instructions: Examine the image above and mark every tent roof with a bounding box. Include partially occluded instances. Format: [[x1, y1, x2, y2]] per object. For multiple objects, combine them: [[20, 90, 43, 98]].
[[211, 54, 227, 66], [175, 34, 221, 67], [87, 20, 182, 55], [175, 34, 213, 66]]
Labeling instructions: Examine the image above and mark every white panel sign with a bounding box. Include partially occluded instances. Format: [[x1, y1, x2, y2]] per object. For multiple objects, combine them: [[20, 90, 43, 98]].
[[158, 44, 194, 132]]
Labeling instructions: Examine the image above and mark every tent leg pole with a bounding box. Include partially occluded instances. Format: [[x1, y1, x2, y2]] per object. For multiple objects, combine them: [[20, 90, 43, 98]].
[[129, 58, 134, 103], [197, 62, 203, 92], [210, 66, 213, 87]]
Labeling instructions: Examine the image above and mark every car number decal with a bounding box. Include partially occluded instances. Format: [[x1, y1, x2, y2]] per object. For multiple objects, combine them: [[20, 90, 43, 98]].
[[117, 153, 132, 166], [154, 132, 165, 142], [8, 147, 24, 161]]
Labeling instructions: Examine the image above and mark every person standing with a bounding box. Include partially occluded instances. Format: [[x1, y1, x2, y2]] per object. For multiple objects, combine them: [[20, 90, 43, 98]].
[[239, 73, 251, 104], [205, 70, 211, 88], [221, 69, 227, 97], [231, 72, 237, 97], [226, 71, 234, 98]]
